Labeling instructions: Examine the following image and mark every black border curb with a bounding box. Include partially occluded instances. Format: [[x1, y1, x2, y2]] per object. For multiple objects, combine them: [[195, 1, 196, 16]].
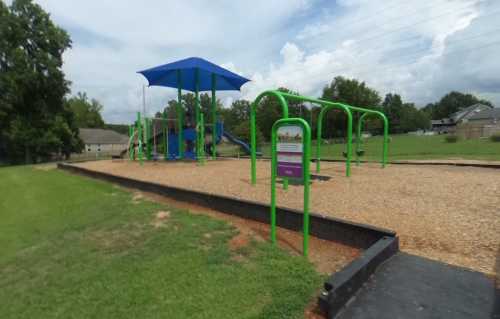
[[57, 162, 399, 318], [318, 236, 399, 318]]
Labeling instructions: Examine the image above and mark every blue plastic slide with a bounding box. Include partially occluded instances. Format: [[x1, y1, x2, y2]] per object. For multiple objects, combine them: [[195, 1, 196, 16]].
[[222, 130, 261, 156]]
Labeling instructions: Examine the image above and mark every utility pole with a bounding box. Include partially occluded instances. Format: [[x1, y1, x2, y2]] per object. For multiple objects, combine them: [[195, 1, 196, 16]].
[[142, 85, 146, 116]]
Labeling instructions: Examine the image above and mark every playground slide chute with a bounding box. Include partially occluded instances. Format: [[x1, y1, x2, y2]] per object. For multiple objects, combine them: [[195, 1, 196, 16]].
[[222, 131, 254, 155]]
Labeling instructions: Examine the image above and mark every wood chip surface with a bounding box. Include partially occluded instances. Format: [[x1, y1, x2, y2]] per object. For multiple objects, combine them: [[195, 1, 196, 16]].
[[75, 159, 500, 275]]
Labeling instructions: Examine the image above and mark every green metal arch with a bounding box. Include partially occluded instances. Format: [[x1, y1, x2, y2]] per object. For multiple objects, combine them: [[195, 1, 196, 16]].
[[315, 103, 353, 176], [356, 111, 389, 167], [250, 90, 290, 185]]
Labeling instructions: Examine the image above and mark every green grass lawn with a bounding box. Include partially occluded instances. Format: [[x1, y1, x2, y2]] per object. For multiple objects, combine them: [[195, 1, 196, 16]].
[[255, 134, 500, 161], [0, 165, 322, 319]]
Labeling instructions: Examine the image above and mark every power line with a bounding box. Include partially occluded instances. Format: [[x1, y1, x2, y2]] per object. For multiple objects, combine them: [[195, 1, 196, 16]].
[[338, 1, 481, 50]]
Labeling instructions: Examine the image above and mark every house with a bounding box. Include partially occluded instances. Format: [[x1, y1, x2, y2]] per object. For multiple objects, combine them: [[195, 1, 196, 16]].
[[431, 103, 492, 134], [456, 107, 500, 139], [79, 128, 129, 156]]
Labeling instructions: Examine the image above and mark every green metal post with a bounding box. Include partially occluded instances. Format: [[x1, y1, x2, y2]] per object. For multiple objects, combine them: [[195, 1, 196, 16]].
[[128, 125, 134, 160], [195, 68, 201, 163], [270, 118, 311, 256], [200, 113, 205, 165], [356, 114, 363, 166], [163, 110, 168, 160], [177, 70, 184, 159], [137, 112, 143, 165], [383, 115, 389, 168], [211, 73, 217, 160], [146, 118, 152, 160]]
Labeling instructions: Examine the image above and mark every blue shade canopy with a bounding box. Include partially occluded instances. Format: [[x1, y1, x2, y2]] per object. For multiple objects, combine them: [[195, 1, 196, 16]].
[[137, 57, 250, 92]]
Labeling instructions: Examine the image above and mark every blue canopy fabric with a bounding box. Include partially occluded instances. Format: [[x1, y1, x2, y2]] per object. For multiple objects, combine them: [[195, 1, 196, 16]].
[[137, 57, 250, 92]]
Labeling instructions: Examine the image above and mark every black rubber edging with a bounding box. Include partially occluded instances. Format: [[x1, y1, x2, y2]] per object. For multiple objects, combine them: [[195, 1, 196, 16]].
[[57, 162, 398, 318], [318, 236, 399, 318]]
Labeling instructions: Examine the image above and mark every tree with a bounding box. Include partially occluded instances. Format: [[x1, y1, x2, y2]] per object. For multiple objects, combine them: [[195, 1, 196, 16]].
[[424, 91, 493, 120], [0, 0, 81, 163], [219, 99, 251, 132], [399, 103, 430, 132], [382, 94, 430, 133], [321, 76, 381, 138], [382, 93, 404, 133], [67, 92, 105, 128]]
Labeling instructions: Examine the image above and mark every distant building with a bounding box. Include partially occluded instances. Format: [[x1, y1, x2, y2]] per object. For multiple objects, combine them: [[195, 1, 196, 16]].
[[79, 128, 129, 157], [431, 104, 492, 134], [456, 107, 500, 139]]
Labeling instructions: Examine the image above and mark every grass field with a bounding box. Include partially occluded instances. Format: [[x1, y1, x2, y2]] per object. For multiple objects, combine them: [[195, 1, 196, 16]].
[[0, 165, 322, 319], [220, 134, 500, 161]]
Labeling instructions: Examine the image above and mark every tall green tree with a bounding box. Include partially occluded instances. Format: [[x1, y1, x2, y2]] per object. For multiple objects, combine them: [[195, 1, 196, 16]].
[[382, 93, 404, 133], [382, 93, 429, 133], [219, 99, 251, 132], [66, 92, 105, 128], [0, 0, 81, 162], [321, 76, 381, 138]]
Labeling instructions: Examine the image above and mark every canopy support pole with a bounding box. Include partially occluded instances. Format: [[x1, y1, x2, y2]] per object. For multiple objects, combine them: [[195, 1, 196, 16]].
[[162, 110, 168, 160], [195, 68, 201, 163], [177, 70, 183, 159], [211, 73, 217, 160]]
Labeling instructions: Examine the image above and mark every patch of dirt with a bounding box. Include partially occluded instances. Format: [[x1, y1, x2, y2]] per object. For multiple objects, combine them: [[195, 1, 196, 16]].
[[86, 223, 145, 252], [228, 232, 251, 251], [304, 297, 327, 319], [131, 192, 144, 204], [33, 163, 57, 171], [150, 211, 170, 228]]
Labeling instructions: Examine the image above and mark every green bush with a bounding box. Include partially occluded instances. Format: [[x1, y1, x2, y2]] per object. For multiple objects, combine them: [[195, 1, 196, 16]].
[[444, 135, 459, 143], [490, 133, 500, 142]]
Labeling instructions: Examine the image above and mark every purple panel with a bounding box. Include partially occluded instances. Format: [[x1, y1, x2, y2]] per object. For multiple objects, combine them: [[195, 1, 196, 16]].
[[278, 162, 302, 178]]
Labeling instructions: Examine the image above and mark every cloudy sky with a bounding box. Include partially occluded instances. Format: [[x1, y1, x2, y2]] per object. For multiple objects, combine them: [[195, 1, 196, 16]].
[[34, 0, 500, 123]]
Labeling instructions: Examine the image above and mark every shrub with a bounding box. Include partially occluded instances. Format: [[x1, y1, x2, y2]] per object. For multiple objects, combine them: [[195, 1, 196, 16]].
[[444, 135, 459, 143], [490, 133, 500, 142]]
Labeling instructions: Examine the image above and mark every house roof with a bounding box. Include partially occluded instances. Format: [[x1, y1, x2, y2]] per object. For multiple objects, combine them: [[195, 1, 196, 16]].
[[431, 119, 454, 125], [79, 128, 129, 145], [468, 108, 500, 121], [449, 103, 492, 123]]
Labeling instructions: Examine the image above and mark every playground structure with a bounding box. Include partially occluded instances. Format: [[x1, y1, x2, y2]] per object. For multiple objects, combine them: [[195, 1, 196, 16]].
[[127, 110, 251, 163], [129, 57, 251, 164], [249, 90, 389, 184]]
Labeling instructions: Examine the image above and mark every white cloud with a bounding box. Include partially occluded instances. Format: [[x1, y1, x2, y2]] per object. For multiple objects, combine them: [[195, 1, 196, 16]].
[[32, 0, 500, 123], [243, 0, 499, 107]]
